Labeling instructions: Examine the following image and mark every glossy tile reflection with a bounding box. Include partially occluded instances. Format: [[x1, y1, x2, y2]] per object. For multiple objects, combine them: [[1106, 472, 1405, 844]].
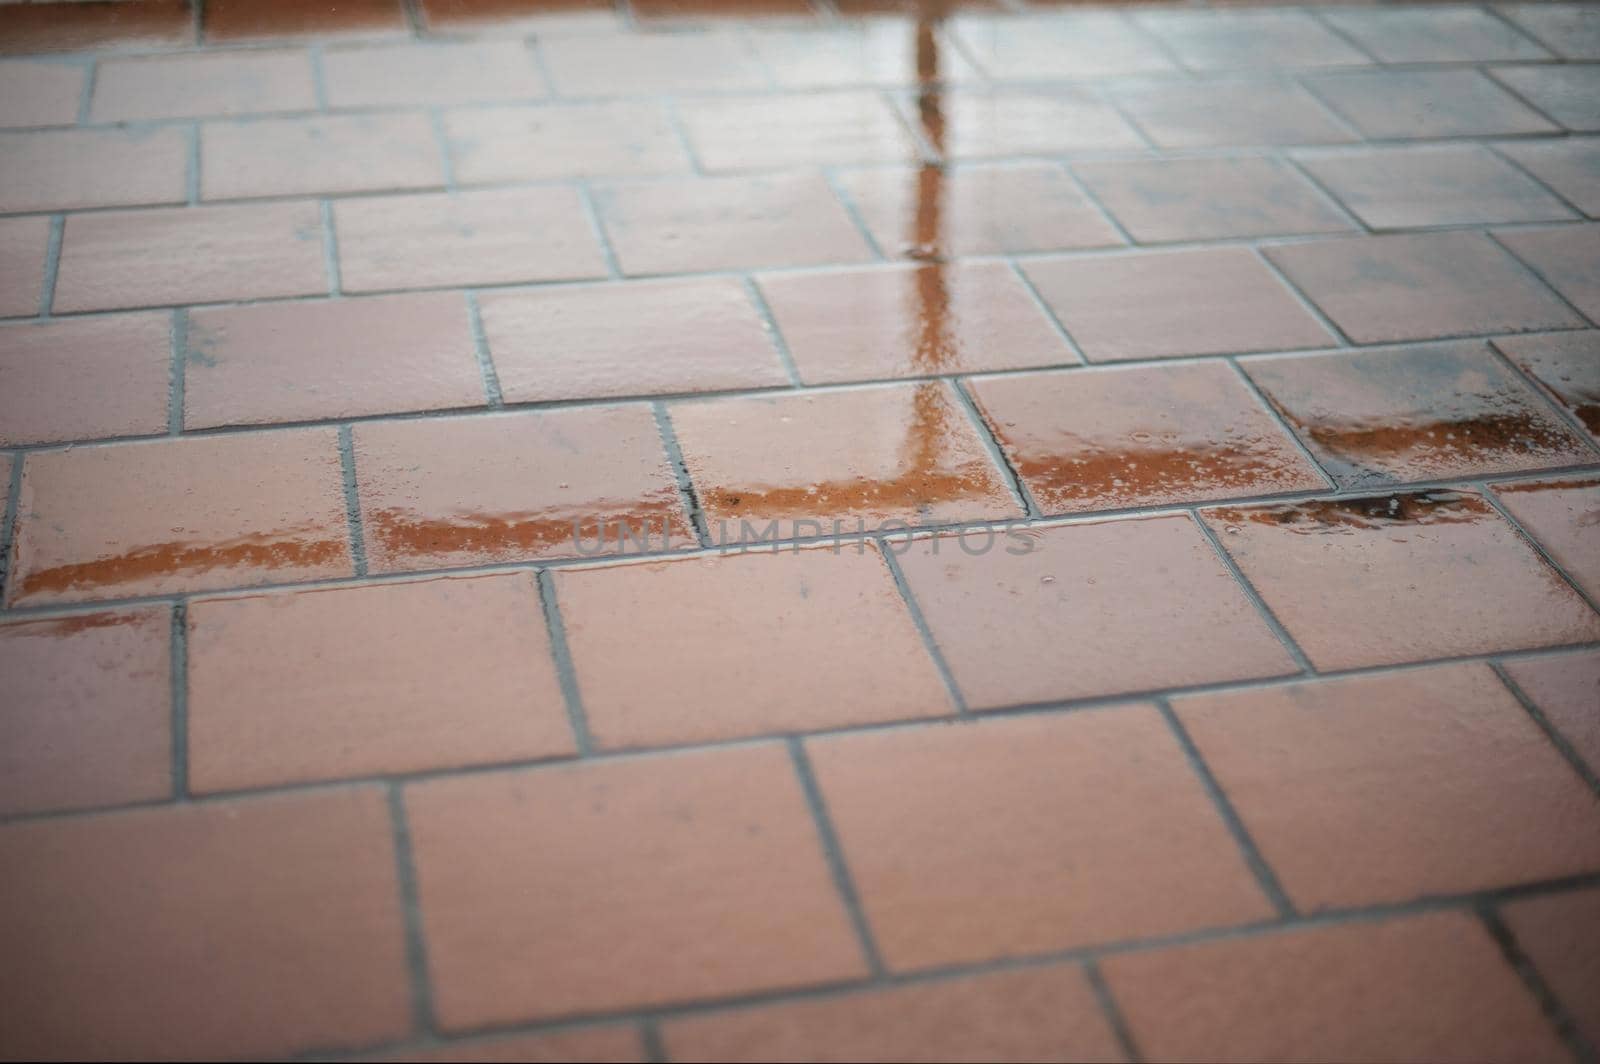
[[1495, 331, 1600, 439]]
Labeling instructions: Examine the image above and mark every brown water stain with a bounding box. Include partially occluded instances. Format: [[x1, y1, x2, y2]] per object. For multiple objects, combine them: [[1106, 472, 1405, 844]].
[[1495, 475, 1600, 494], [367, 496, 689, 563], [1210, 491, 1494, 535], [15, 531, 348, 601], [1014, 435, 1314, 511], [1294, 411, 1589, 488], [0, 609, 160, 640]]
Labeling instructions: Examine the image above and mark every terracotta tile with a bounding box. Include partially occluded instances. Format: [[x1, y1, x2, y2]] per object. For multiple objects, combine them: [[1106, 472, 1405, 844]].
[[1492, 65, 1600, 132], [808, 707, 1273, 970], [0, 313, 172, 446], [1497, 137, 1600, 218], [184, 292, 484, 429], [1176, 663, 1600, 909], [403, 745, 867, 1027], [1501, 3, 1600, 60], [369, 1027, 645, 1063], [540, 31, 770, 95], [1241, 342, 1593, 488], [1109, 77, 1358, 149], [333, 188, 607, 293], [0, 789, 410, 1060], [90, 50, 317, 123], [593, 174, 872, 275], [669, 382, 1020, 539], [949, 13, 1177, 80], [1503, 887, 1600, 1050], [1497, 224, 1600, 322], [418, 0, 620, 34], [1074, 156, 1351, 243], [0, 215, 49, 318], [1201, 491, 1600, 669], [1321, 6, 1550, 62], [0, 0, 192, 55], [1304, 70, 1558, 139], [1494, 331, 1600, 439], [0, 127, 186, 214], [204, 0, 409, 40], [201, 113, 446, 200], [322, 41, 545, 108], [1136, 9, 1372, 69], [1023, 248, 1335, 362], [189, 573, 572, 793], [1502, 649, 1600, 777], [914, 90, 1144, 159], [970, 362, 1327, 514], [554, 544, 950, 748], [758, 261, 1074, 384], [1299, 144, 1575, 230], [747, 23, 981, 88], [352, 406, 691, 573], [835, 162, 1124, 259], [8, 429, 352, 606], [0, 606, 171, 817], [895, 515, 1296, 707], [1264, 231, 1584, 344], [678, 92, 920, 172], [478, 278, 788, 403], [0, 58, 83, 128], [661, 965, 1126, 1063], [1102, 912, 1568, 1064], [1492, 476, 1600, 602], [444, 102, 691, 185], [54, 202, 328, 313]]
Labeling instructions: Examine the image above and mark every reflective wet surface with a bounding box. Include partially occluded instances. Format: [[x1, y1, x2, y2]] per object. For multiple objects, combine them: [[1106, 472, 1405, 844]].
[[1495, 331, 1600, 440]]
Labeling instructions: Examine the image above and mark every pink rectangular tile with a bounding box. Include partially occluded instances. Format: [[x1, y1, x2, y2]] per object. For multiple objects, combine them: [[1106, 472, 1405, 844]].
[[0, 58, 84, 128], [0, 215, 50, 318], [1304, 69, 1557, 139], [539, 30, 769, 94], [915, 89, 1145, 159], [0, 313, 171, 446], [443, 102, 691, 185], [1108, 77, 1357, 149], [90, 50, 317, 122], [677, 92, 921, 172], [1134, 9, 1372, 70], [321, 40, 545, 108], [747, 22, 982, 88], [1321, 5, 1550, 63], [201, 113, 446, 200], [950, 13, 1176, 80], [0, 128, 188, 213], [8, 430, 352, 606]]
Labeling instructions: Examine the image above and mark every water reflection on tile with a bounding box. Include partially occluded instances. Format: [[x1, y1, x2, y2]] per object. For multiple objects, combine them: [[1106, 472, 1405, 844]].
[[1494, 331, 1600, 440]]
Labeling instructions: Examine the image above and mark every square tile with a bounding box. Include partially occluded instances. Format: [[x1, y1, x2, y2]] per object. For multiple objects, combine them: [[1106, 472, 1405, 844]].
[[1103, 912, 1567, 1064], [54, 202, 328, 313], [950, 13, 1177, 80], [913, 90, 1144, 159], [678, 92, 920, 172], [1200, 490, 1600, 669], [1296, 144, 1576, 229], [0, 128, 187, 213], [333, 188, 608, 293], [1109, 77, 1358, 149], [1264, 231, 1584, 343], [402, 745, 867, 1027], [0, 58, 84, 128], [188, 573, 573, 793], [8, 429, 352, 606], [0, 789, 410, 1061], [1492, 65, 1600, 131], [443, 102, 691, 184], [321, 40, 545, 108], [1320, 5, 1551, 62], [1500, 3, 1600, 60], [184, 292, 484, 428], [201, 113, 446, 200], [593, 174, 872, 275], [1176, 663, 1600, 908], [895, 515, 1297, 708], [0, 313, 172, 446], [1134, 9, 1372, 70], [202, 0, 408, 40], [90, 50, 316, 122], [478, 277, 789, 403], [1305, 70, 1557, 139], [540, 31, 769, 94], [553, 544, 951, 748], [1501, 649, 1600, 778], [1073, 156, 1352, 243], [352, 406, 693, 573], [669, 382, 1020, 539], [807, 707, 1274, 970], [747, 23, 981, 88], [0, 606, 171, 817], [0, 215, 52, 318], [1491, 475, 1600, 602], [1241, 342, 1593, 488], [1501, 887, 1600, 1052], [758, 261, 1074, 384], [1496, 224, 1600, 321], [1494, 330, 1600, 439], [969, 362, 1327, 514], [1497, 137, 1600, 218], [834, 162, 1124, 259], [1023, 248, 1335, 361]]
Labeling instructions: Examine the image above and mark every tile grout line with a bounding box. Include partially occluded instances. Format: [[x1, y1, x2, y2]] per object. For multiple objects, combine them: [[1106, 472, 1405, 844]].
[[1485, 142, 1594, 226], [309, 43, 331, 112], [1056, 159, 1139, 247], [1490, 661, 1600, 801], [37, 214, 64, 318], [740, 274, 804, 386], [1225, 356, 1339, 491], [652, 402, 712, 548], [186, 121, 202, 204], [820, 166, 888, 261], [1476, 481, 1600, 619], [661, 97, 708, 178], [1189, 508, 1317, 676], [0, 454, 22, 604], [949, 377, 1038, 518], [427, 107, 459, 191], [169, 601, 190, 799], [1003, 257, 1093, 366], [535, 568, 595, 757], [1274, 148, 1374, 235], [386, 783, 442, 1037], [74, 59, 97, 127], [464, 291, 506, 408], [168, 308, 188, 435], [1480, 65, 1573, 139], [1485, 227, 1600, 329], [1476, 905, 1598, 1064], [785, 738, 888, 978], [874, 539, 970, 716], [1156, 697, 1297, 918], [1482, 336, 1600, 460], [337, 425, 370, 578], [575, 181, 625, 280], [1083, 958, 1144, 1064], [320, 199, 344, 297], [638, 1019, 668, 1064], [1250, 243, 1356, 348]]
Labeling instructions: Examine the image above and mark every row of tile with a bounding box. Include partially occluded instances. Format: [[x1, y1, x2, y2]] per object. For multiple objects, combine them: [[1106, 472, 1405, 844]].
[[3, 671, 1598, 1058]]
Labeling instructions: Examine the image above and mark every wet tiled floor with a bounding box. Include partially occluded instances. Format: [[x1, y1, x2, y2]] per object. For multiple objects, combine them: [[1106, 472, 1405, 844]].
[[1, 0, 1599, 1061]]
